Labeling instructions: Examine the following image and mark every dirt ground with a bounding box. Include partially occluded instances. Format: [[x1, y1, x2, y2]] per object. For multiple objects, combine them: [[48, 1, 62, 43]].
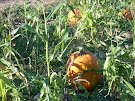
[[0, 0, 64, 10]]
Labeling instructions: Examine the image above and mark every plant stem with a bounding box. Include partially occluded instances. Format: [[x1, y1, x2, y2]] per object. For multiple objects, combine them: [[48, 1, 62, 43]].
[[24, 0, 28, 37], [133, 18, 135, 50], [133, 18, 135, 76], [42, 2, 50, 81], [24, 0, 27, 25], [8, 6, 12, 63]]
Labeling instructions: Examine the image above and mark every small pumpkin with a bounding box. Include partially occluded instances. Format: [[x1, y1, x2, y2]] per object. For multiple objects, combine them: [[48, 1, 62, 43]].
[[119, 9, 133, 21], [123, 9, 133, 20], [68, 9, 82, 25], [67, 48, 101, 91]]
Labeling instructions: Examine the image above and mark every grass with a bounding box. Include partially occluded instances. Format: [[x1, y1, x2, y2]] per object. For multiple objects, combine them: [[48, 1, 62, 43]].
[[0, 0, 135, 101]]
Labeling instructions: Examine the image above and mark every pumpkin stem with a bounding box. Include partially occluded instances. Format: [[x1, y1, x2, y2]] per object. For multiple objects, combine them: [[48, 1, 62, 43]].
[[78, 47, 85, 56]]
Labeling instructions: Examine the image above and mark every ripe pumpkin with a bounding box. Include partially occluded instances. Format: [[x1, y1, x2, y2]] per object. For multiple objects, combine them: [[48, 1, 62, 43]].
[[67, 48, 101, 91], [118, 9, 133, 21], [68, 9, 82, 25], [123, 9, 133, 20]]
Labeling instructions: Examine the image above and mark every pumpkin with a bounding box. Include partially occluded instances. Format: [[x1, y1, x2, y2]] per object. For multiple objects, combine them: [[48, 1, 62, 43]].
[[67, 48, 101, 91], [68, 9, 82, 25], [123, 9, 133, 20], [118, 9, 133, 21]]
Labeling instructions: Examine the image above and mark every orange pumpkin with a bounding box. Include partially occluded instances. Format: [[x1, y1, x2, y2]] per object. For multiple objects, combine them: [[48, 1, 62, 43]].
[[123, 9, 133, 21], [68, 9, 82, 25], [67, 48, 101, 91]]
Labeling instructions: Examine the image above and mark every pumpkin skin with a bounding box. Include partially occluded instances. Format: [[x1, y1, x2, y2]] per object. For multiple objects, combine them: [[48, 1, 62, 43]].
[[67, 50, 101, 91], [68, 9, 82, 25], [123, 9, 133, 21]]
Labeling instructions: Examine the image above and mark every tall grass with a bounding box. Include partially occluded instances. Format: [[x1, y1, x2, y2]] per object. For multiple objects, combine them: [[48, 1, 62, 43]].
[[42, 0, 50, 82]]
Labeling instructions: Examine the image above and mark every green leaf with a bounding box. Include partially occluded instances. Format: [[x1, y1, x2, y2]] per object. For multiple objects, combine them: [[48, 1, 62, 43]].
[[50, 35, 70, 61], [61, 22, 68, 37], [70, 79, 89, 97], [50, 72, 57, 83], [123, 79, 135, 98], [75, 33, 88, 39], [115, 36, 125, 40], [0, 79, 7, 101], [78, 6, 93, 26], [26, 1, 31, 8], [47, 3, 64, 21], [108, 75, 120, 95], [0, 64, 5, 70], [104, 53, 111, 70], [11, 27, 20, 35], [22, 24, 46, 42], [130, 50, 135, 58], [0, 26, 6, 32], [0, 75, 14, 87], [103, 53, 112, 76], [100, 41, 107, 46], [114, 46, 121, 54], [0, 58, 11, 66], [10, 66, 18, 73], [67, 3, 76, 15], [78, 69, 103, 77], [0, 43, 9, 47], [40, 78, 50, 100], [107, 21, 116, 25], [78, 5, 85, 14], [0, 58, 19, 74], [22, 24, 37, 33]]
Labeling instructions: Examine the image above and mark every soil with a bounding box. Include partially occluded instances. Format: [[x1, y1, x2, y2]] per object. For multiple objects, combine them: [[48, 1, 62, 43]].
[[0, 0, 64, 10]]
